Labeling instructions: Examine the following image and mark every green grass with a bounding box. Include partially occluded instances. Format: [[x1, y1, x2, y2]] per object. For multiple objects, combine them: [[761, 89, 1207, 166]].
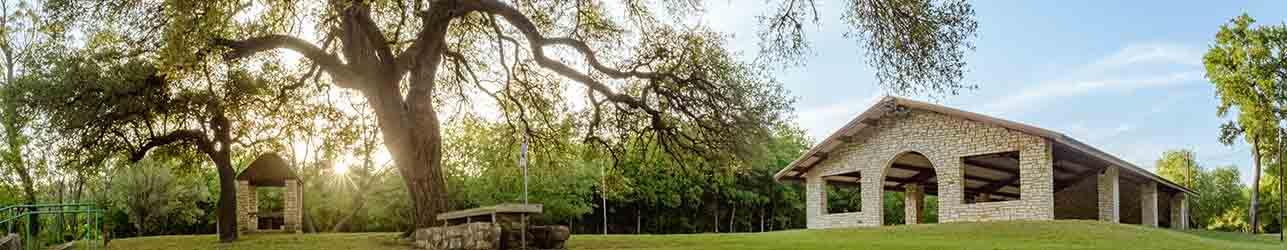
[[107, 232, 409, 250], [107, 220, 1285, 250]]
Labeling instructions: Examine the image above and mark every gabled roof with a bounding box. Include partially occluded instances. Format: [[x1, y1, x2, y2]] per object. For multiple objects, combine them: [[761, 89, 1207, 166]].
[[774, 96, 1195, 195], [237, 153, 298, 186]]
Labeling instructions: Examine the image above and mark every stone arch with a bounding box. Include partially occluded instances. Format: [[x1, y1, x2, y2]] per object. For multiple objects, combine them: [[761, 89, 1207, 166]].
[[867, 148, 958, 225]]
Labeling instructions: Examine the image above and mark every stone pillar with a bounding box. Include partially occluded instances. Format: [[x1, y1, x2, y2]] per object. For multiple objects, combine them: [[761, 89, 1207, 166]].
[[904, 184, 924, 225], [804, 175, 822, 228], [284, 179, 302, 233], [1170, 193, 1188, 229], [1140, 182, 1158, 227], [236, 180, 257, 233], [1097, 166, 1120, 223]]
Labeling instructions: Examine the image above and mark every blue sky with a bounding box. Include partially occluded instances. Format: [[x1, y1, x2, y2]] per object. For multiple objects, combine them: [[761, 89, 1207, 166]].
[[700, 1, 1287, 184]]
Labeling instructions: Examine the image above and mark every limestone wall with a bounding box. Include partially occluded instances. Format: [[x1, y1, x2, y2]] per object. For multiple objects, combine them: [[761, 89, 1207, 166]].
[[805, 109, 1054, 228], [414, 223, 501, 250], [236, 180, 257, 233], [285, 180, 302, 232], [1170, 193, 1188, 229], [1140, 182, 1159, 227], [1097, 166, 1120, 222]]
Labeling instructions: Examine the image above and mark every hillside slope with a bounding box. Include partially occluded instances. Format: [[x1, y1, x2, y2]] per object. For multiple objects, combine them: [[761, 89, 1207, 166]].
[[570, 220, 1281, 250]]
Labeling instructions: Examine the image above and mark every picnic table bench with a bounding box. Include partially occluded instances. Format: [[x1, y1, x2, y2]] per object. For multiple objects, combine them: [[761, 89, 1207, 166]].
[[437, 203, 542, 227]]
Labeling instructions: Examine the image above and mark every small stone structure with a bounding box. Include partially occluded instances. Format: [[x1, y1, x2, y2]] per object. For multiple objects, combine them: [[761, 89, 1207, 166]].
[[236, 153, 302, 233], [775, 96, 1193, 229]]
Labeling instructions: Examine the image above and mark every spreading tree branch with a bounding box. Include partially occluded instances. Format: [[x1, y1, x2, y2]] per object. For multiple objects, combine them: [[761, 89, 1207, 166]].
[[212, 35, 360, 88], [128, 129, 213, 162], [475, 0, 661, 119]]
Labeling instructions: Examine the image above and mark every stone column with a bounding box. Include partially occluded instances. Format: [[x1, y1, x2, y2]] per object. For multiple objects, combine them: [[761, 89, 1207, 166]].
[[284, 179, 302, 233], [904, 184, 924, 225], [1170, 193, 1188, 229], [236, 180, 257, 233], [1097, 166, 1119, 223], [804, 175, 823, 228], [1140, 182, 1158, 227]]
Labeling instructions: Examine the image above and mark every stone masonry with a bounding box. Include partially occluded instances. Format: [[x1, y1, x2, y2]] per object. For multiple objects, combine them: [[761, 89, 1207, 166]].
[[1140, 182, 1158, 227], [1097, 166, 1119, 223], [1170, 193, 1188, 229], [236, 180, 258, 233], [285, 180, 302, 232], [414, 222, 501, 250], [805, 109, 1054, 228], [904, 184, 924, 225], [236, 180, 302, 233]]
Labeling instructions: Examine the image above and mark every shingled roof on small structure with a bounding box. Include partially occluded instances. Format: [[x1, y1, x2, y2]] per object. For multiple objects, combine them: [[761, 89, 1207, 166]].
[[237, 153, 297, 186]]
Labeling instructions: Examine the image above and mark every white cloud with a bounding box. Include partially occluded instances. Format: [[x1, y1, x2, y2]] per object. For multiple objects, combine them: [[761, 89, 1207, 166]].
[[981, 43, 1205, 115], [1090, 43, 1204, 69]]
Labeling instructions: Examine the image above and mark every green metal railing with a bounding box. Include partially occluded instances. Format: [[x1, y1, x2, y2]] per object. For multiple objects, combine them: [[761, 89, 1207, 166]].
[[0, 203, 104, 250]]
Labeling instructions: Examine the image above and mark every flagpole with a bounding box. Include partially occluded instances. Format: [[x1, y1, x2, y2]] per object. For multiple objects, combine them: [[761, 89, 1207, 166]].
[[519, 132, 530, 249], [521, 133, 529, 204]]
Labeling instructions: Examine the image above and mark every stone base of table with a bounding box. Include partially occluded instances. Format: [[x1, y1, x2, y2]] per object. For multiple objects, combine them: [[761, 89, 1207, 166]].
[[414, 223, 501, 250]]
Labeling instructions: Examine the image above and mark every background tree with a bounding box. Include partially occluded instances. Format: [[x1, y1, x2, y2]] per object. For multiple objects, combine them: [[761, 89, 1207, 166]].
[[1152, 150, 1249, 230], [51, 0, 979, 232], [14, 45, 314, 241], [110, 158, 211, 236], [1157, 149, 1200, 190], [0, 0, 51, 234], [1204, 13, 1287, 233]]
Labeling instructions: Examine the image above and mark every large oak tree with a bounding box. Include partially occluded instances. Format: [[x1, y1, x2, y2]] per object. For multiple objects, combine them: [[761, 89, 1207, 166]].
[[14, 47, 318, 240], [53, 0, 978, 241]]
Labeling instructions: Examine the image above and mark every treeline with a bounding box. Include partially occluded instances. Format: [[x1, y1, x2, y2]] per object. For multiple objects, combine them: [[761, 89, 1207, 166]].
[[1154, 149, 1284, 233], [443, 116, 812, 234]]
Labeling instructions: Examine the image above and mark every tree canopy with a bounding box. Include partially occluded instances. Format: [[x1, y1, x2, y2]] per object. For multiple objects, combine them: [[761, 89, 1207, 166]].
[[1203, 13, 1287, 233]]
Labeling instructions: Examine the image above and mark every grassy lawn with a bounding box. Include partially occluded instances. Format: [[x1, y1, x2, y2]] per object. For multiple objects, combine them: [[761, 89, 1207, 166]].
[[106, 232, 409, 250], [107, 220, 1284, 249]]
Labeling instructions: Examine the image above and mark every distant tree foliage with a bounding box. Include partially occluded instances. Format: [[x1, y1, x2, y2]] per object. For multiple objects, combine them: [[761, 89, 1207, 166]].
[[1152, 150, 1248, 231], [1156, 149, 1200, 189], [110, 158, 211, 236]]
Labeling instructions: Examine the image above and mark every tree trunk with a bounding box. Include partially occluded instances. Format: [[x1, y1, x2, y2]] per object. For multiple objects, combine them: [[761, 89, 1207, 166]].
[[600, 193, 607, 235], [751, 207, 761, 231], [729, 204, 736, 233], [713, 202, 720, 233], [211, 150, 238, 242], [635, 206, 640, 234], [1252, 138, 1261, 234], [3, 98, 36, 234], [57, 178, 65, 241]]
